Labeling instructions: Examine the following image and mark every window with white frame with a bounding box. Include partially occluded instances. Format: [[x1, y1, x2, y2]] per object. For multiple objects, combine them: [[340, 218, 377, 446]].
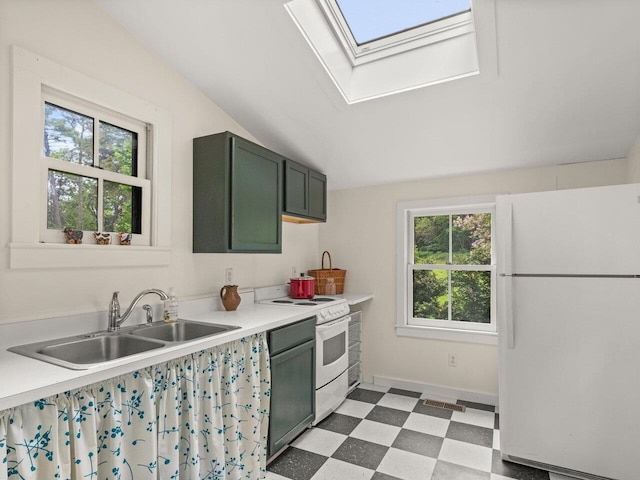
[[10, 46, 172, 269], [285, 0, 496, 104], [42, 89, 151, 245], [327, 0, 473, 65], [397, 196, 497, 344]]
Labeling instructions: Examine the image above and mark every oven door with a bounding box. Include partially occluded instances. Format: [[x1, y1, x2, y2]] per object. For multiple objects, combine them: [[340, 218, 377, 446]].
[[316, 315, 350, 389]]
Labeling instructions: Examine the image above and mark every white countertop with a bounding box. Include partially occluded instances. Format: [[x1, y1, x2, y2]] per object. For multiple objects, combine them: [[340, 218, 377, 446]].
[[0, 291, 373, 411], [342, 292, 374, 306]]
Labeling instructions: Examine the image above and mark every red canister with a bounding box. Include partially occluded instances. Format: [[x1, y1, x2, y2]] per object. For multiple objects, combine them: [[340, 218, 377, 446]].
[[289, 274, 316, 299]]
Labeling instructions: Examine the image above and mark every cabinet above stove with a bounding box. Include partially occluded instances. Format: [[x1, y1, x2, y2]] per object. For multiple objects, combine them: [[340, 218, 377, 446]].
[[282, 159, 327, 223]]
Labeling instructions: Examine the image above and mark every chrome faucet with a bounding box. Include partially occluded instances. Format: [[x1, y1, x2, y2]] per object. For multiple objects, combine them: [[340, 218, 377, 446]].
[[108, 289, 169, 332], [142, 304, 153, 325]]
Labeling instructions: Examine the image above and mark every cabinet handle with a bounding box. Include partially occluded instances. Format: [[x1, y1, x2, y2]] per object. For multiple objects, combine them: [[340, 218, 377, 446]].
[[317, 316, 350, 331]]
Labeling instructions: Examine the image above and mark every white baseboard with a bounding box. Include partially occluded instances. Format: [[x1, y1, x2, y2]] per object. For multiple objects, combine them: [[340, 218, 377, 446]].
[[372, 375, 498, 407]]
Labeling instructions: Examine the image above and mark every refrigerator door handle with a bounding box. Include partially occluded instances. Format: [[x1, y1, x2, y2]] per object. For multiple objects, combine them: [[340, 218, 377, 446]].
[[501, 200, 513, 275], [498, 199, 515, 348], [503, 275, 515, 348]]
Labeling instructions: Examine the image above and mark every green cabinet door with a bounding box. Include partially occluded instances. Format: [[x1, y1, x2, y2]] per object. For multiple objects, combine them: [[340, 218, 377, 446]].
[[283, 159, 327, 222], [267, 316, 316, 458], [193, 132, 282, 253], [268, 338, 316, 458], [308, 169, 327, 221], [284, 160, 309, 217], [231, 138, 282, 251]]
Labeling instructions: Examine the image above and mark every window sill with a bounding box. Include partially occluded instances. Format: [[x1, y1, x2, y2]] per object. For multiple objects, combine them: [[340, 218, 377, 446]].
[[9, 243, 171, 269], [396, 325, 497, 345]]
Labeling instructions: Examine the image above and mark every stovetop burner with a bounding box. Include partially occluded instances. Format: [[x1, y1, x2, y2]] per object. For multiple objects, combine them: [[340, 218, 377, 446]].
[[265, 296, 337, 306], [255, 285, 350, 324]]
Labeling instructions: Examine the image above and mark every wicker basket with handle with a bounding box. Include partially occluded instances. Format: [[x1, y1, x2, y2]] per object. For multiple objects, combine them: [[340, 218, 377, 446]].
[[308, 251, 346, 295]]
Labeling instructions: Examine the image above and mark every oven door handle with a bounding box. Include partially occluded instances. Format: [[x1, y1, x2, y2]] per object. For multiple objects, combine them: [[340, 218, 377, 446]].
[[316, 315, 351, 331]]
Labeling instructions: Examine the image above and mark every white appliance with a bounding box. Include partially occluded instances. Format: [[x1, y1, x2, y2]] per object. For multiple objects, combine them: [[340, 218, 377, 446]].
[[496, 184, 640, 480], [313, 312, 350, 424], [256, 285, 351, 424]]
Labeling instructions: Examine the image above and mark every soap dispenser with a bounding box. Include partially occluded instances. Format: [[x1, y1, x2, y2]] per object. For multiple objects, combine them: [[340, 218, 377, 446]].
[[163, 287, 179, 322]]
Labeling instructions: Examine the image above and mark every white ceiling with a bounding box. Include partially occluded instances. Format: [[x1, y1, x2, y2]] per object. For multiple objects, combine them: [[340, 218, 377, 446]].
[[95, 0, 640, 190]]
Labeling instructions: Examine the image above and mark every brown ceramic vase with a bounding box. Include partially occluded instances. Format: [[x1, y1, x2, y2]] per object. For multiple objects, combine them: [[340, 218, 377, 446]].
[[220, 285, 241, 311]]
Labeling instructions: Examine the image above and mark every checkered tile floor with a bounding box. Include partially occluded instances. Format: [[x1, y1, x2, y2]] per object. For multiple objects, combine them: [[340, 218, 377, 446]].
[[266, 384, 573, 480]]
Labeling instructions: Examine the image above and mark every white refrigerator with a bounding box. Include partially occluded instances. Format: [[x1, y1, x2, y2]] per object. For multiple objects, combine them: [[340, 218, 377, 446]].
[[496, 183, 640, 480]]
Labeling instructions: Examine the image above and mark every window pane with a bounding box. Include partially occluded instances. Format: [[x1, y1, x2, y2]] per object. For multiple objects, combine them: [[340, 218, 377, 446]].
[[44, 103, 94, 165], [47, 170, 98, 230], [451, 270, 491, 323], [103, 181, 142, 234], [451, 213, 491, 265], [414, 215, 449, 264], [413, 270, 448, 320], [99, 121, 137, 176], [336, 0, 471, 44]]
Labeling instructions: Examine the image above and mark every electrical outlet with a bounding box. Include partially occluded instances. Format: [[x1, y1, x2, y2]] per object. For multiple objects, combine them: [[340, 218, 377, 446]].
[[448, 353, 457, 367], [225, 268, 233, 284]]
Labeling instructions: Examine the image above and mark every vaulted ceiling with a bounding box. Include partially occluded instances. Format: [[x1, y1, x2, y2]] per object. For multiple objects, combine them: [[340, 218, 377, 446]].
[[95, 0, 640, 190]]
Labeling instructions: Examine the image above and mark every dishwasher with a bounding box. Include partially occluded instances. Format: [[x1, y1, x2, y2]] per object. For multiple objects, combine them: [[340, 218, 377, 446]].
[[267, 316, 316, 459]]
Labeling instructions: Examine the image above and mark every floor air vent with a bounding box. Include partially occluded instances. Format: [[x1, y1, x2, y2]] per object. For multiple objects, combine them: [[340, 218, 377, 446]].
[[423, 399, 466, 412]]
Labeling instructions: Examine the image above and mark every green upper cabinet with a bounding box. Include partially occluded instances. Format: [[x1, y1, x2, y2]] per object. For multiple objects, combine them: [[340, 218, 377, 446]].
[[193, 132, 283, 253], [283, 159, 327, 222], [308, 169, 327, 221]]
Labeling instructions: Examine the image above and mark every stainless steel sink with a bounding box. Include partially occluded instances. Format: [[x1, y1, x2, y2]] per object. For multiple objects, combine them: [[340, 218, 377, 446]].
[[8, 333, 165, 370], [8, 320, 240, 370], [129, 320, 239, 343], [39, 335, 163, 365]]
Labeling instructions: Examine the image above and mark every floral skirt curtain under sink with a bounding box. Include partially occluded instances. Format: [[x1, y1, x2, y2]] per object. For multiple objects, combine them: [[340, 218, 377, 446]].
[[0, 333, 270, 479]]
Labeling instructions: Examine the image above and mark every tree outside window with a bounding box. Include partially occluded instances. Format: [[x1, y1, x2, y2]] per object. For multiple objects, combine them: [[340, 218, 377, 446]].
[[44, 101, 142, 236], [411, 211, 493, 326]]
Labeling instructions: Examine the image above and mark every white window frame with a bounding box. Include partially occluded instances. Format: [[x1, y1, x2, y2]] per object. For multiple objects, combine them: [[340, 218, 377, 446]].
[[10, 46, 172, 269], [396, 195, 498, 345], [321, 0, 474, 66], [41, 88, 151, 246]]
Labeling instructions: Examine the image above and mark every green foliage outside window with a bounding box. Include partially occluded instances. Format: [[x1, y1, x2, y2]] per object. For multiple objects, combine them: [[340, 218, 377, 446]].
[[44, 102, 140, 234], [413, 213, 491, 323], [47, 171, 98, 231]]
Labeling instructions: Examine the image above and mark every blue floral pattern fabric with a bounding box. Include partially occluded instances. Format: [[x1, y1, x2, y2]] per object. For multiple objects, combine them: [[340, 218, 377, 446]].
[[0, 333, 270, 479]]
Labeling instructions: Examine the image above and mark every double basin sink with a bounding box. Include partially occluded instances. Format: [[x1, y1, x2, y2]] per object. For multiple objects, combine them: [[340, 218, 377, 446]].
[[9, 320, 240, 370]]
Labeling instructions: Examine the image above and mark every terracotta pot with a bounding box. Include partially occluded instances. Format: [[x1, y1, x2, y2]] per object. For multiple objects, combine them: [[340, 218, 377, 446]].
[[289, 274, 315, 299], [220, 285, 241, 311]]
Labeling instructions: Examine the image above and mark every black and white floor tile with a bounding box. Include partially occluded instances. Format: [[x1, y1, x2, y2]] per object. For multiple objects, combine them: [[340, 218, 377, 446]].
[[266, 383, 574, 480]]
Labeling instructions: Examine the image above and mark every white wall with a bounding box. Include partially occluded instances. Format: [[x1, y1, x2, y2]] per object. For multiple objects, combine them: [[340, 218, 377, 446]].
[[0, 0, 319, 324], [626, 134, 640, 182], [320, 159, 629, 397]]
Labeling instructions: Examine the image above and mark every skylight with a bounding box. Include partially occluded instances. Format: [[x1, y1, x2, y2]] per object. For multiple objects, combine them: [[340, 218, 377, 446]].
[[320, 0, 474, 65], [335, 0, 472, 45], [285, 0, 496, 104]]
